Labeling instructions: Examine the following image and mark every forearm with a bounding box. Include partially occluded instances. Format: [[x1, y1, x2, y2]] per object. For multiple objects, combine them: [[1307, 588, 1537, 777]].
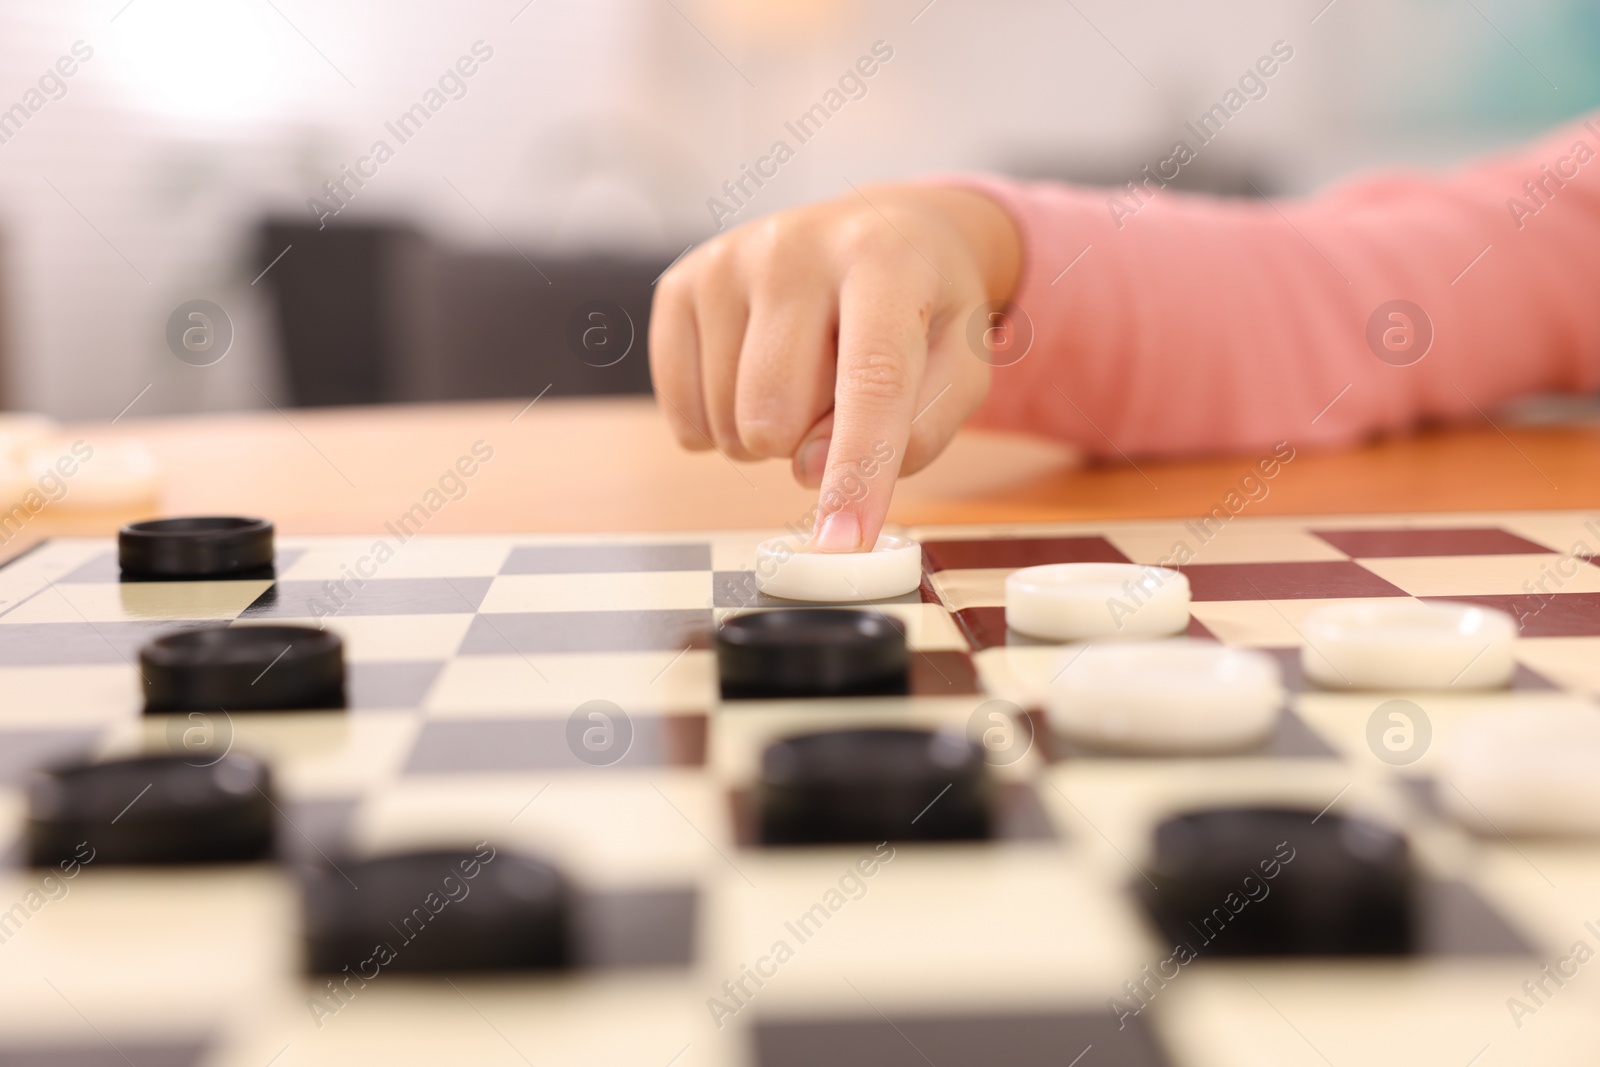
[[947, 114, 1600, 456]]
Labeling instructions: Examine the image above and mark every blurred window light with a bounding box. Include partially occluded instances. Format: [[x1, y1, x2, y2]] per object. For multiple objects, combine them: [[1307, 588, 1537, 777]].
[[103, 0, 322, 123]]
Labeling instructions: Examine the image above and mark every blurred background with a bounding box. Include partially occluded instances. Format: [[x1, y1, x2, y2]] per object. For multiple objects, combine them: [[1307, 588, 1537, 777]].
[[0, 0, 1595, 420]]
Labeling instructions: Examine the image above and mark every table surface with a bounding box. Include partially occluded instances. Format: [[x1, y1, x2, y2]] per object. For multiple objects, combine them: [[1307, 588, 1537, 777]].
[[19, 396, 1600, 554]]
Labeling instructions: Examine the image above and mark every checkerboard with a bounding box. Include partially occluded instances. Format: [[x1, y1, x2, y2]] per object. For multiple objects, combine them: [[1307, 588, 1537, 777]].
[[2, 511, 1600, 1066]]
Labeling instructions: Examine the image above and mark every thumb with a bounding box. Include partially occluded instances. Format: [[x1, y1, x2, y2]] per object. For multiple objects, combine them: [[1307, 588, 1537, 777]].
[[791, 411, 834, 489]]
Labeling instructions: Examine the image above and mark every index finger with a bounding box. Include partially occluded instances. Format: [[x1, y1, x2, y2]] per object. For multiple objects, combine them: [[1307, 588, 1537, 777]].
[[810, 266, 930, 553]]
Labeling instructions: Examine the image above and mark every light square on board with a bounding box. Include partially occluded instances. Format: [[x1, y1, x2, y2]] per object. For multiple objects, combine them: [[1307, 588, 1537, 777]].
[[900, 604, 971, 651], [481, 571, 713, 613], [0, 579, 271, 624], [1289, 689, 1591, 779], [499, 542, 712, 574], [1106, 524, 1350, 565], [1356, 553, 1600, 598], [261, 613, 475, 662], [214, 984, 712, 1067], [1507, 636, 1600, 696], [424, 650, 714, 717], [906, 604, 970, 650], [456, 609, 712, 655], [927, 568, 1010, 612], [1502, 513, 1600, 557], [353, 771, 724, 885], [1155, 966, 1600, 1067], [0, 869, 306, 1026], [249, 711, 422, 799], [1465, 842, 1600, 959], [278, 542, 511, 580], [0, 664, 139, 725], [240, 577, 492, 618], [720, 849, 1148, 1013]]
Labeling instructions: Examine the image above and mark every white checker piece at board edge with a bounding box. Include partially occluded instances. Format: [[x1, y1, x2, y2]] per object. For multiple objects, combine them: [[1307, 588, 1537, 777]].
[[1006, 563, 1190, 640], [1300, 600, 1517, 690], [1439, 707, 1600, 836]]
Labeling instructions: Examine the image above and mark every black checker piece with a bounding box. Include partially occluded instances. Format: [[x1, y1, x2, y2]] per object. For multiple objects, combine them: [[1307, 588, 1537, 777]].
[[119, 516, 275, 580], [1139, 806, 1415, 956], [718, 608, 907, 699], [141, 624, 345, 713], [27, 753, 275, 866], [759, 728, 992, 845], [303, 847, 570, 973]]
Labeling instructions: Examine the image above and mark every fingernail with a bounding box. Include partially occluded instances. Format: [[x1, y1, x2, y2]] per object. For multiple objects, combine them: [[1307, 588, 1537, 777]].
[[813, 511, 861, 553], [798, 437, 829, 485]]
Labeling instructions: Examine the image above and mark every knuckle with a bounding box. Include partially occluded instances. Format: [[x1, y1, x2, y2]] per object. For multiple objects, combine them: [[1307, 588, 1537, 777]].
[[746, 215, 791, 259], [653, 265, 693, 307], [816, 482, 853, 513], [738, 415, 797, 458], [716, 237, 749, 272], [694, 235, 739, 280], [744, 214, 819, 282], [829, 466, 871, 502], [705, 413, 750, 459], [842, 348, 914, 401], [835, 216, 900, 261]]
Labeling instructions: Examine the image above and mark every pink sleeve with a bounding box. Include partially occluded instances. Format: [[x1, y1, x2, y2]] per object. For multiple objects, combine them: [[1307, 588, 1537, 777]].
[[945, 114, 1600, 458]]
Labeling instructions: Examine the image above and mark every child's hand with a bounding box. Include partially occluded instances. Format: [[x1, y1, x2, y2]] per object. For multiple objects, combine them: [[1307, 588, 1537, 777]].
[[649, 185, 1019, 551]]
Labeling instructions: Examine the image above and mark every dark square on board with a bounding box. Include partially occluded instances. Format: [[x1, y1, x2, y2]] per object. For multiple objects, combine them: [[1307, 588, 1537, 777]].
[[1180, 561, 1408, 602], [1311, 527, 1552, 558], [920, 537, 1130, 573]]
